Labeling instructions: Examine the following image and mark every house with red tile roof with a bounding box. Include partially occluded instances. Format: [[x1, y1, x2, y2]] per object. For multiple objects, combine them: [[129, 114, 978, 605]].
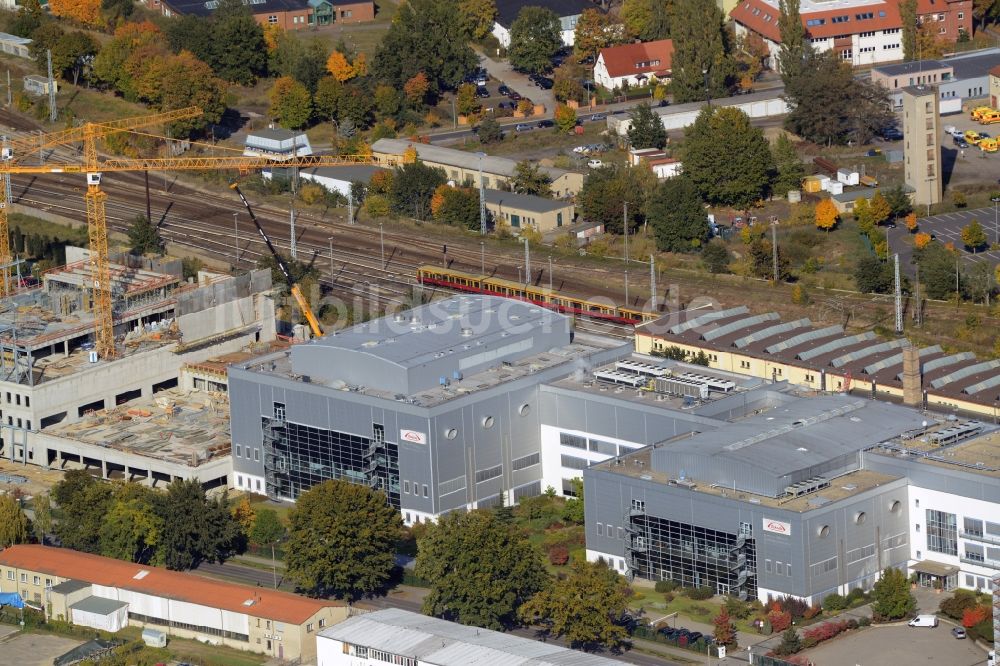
[[594, 39, 674, 91], [0, 545, 348, 662], [731, 0, 970, 69]]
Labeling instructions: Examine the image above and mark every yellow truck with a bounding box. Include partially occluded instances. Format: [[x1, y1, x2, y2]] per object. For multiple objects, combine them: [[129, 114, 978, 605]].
[[965, 130, 983, 145], [980, 138, 999, 152], [971, 106, 994, 121], [981, 111, 1000, 125]]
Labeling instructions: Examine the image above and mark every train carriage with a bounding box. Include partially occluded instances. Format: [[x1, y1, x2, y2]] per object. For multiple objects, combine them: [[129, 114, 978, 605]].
[[416, 265, 657, 325]]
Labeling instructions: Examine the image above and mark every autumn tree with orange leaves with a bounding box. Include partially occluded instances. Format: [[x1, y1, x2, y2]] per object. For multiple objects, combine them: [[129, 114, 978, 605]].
[[327, 50, 366, 82], [49, 0, 101, 26], [814, 198, 839, 232]]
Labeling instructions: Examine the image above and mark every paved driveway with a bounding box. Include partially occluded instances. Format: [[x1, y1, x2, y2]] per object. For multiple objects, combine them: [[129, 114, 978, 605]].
[[0, 631, 83, 666], [800, 623, 987, 666], [477, 52, 556, 112]]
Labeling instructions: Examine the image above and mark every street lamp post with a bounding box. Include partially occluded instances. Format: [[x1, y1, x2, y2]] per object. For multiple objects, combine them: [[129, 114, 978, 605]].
[[991, 195, 1000, 245], [702, 66, 711, 109]]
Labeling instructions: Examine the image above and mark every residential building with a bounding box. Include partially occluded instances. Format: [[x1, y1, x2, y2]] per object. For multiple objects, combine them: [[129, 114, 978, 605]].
[[732, 0, 972, 69], [902, 85, 942, 209], [491, 0, 594, 47], [872, 49, 1000, 111], [317, 608, 626, 665], [629, 148, 682, 179], [0, 32, 31, 59], [633, 307, 999, 417], [244, 129, 313, 161], [0, 545, 348, 662], [309, 0, 375, 23], [594, 40, 674, 91], [371, 139, 584, 198], [159, 0, 314, 30], [308, 0, 335, 24], [484, 188, 575, 232]]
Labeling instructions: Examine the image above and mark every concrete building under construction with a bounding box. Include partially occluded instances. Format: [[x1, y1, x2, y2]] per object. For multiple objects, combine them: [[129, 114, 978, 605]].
[[0, 247, 276, 468]]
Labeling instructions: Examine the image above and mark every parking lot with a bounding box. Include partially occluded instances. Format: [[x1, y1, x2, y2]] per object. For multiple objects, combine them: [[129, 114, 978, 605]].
[[888, 204, 1000, 274], [0, 630, 83, 666], [800, 623, 988, 666]]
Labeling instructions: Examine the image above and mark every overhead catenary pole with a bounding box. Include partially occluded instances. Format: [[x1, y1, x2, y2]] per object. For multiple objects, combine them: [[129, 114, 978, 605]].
[[524, 237, 530, 284], [380, 223, 385, 268], [650, 255, 657, 311], [623, 202, 629, 263], [348, 189, 354, 225], [233, 212, 238, 268], [289, 134, 298, 259], [46, 50, 56, 123], [548, 255, 553, 291], [894, 253, 903, 334], [771, 218, 779, 283], [6, 70, 10, 107], [478, 153, 486, 235]]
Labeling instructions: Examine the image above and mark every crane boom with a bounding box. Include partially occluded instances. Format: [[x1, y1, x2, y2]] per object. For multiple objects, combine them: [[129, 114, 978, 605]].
[[229, 183, 323, 339], [0, 154, 384, 174]]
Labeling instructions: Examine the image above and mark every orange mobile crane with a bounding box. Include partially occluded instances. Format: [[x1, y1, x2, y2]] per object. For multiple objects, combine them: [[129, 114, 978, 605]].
[[230, 182, 322, 338], [0, 107, 392, 359]]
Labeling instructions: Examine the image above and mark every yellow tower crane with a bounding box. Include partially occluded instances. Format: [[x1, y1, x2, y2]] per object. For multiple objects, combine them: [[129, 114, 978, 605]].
[[0, 107, 392, 359]]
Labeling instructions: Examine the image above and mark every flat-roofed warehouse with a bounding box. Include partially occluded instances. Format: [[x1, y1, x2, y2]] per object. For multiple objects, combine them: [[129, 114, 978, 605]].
[[635, 307, 1000, 418], [0, 544, 346, 662]]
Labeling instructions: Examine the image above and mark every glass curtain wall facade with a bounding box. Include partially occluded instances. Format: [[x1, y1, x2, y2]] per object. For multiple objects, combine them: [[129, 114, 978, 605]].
[[262, 413, 400, 509], [926, 509, 958, 556], [627, 513, 757, 599]]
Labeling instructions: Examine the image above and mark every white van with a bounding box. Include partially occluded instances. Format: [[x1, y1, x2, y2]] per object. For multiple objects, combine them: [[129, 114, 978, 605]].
[[907, 614, 938, 627]]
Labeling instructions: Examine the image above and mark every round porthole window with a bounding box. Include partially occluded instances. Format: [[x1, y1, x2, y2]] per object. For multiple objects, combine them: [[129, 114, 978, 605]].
[[855, 511, 867, 525], [818, 525, 830, 538], [518, 403, 531, 416], [482, 416, 495, 429], [445, 428, 457, 439]]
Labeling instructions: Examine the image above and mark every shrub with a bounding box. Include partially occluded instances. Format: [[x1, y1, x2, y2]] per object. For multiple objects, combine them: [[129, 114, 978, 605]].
[[970, 618, 994, 643], [767, 609, 792, 633], [801, 636, 818, 649], [846, 587, 867, 604], [803, 605, 822, 620], [940, 589, 980, 621], [858, 616, 872, 627], [775, 627, 802, 656], [761, 619, 773, 635], [686, 585, 715, 600], [823, 593, 848, 612], [364, 194, 391, 218], [655, 580, 678, 593], [663, 591, 675, 603], [547, 544, 569, 565], [962, 605, 990, 628], [846, 618, 858, 630], [780, 595, 810, 620], [725, 595, 751, 620]]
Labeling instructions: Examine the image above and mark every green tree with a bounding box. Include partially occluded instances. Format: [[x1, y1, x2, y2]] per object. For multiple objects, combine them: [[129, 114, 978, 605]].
[[208, 0, 267, 85], [669, 0, 730, 103], [52, 31, 98, 86], [285, 480, 401, 600], [771, 133, 804, 197], [456, 83, 482, 117], [269, 76, 313, 129], [164, 14, 214, 65], [0, 494, 29, 547], [313, 76, 342, 120], [627, 102, 668, 150], [871, 567, 916, 621], [477, 115, 503, 144], [966, 259, 995, 305], [561, 478, 584, 524], [511, 161, 552, 197], [901, 0, 918, 61], [102, 0, 135, 24], [508, 6, 562, 75], [775, 627, 802, 656], [434, 187, 483, 230], [683, 106, 774, 208], [375, 84, 403, 120], [9, 0, 46, 38], [31, 492, 53, 544], [870, 191, 891, 226], [270, 34, 330, 94], [28, 22, 64, 64], [157, 479, 241, 571], [249, 508, 286, 548], [777, 0, 809, 85], [53, 470, 114, 553], [457, 0, 497, 39], [127, 215, 164, 255], [701, 240, 730, 273], [854, 255, 893, 293], [390, 161, 448, 220], [621, 0, 671, 41], [573, 9, 626, 63], [373, 0, 477, 92], [416, 510, 549, 629], [554, 103, 578, 133], [961, 220, 987, 250], [519, 560, 630, 650], [785, 51, 892, 145], [577, 165, 654, 234], [336, 83, 375, 129], [647, 177, 711, 252], [883, 184, 912, 220], [99, 485, 163, 564], [748, 237, 790, 280]]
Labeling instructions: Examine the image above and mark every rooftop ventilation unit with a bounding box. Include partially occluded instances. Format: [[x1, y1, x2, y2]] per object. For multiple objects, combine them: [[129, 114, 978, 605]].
[[594, 370, 647, 388], [671, 478, 697, 489]]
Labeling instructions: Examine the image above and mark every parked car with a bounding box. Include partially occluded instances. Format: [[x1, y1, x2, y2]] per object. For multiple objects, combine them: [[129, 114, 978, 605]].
[[587, 159, 604, 168], [944, 124, 963, 139], [954, 137, 970, 148], [657, 99, 670, 107], [908, 614, 938, 627], [952, 627, 967, 639], [590, 113, 607, 122], [476, 87, 490, 99], [536, 77, 553, 90], [537, 119, 553, 128], [880, 127, 904, 141], [498, 84, 511, 97], [573, 145, 589, 154], [514, 123, 532, 132], [509, 90, 522, 101]]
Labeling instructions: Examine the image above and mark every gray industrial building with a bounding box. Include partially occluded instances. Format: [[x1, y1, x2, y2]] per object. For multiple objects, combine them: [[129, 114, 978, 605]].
[[229, 295, 1000, 604]]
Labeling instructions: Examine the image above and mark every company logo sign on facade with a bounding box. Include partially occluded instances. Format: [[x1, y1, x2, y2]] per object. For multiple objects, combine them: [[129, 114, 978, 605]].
[[763, 518, 791, 535], [400, 429, 427, 444]]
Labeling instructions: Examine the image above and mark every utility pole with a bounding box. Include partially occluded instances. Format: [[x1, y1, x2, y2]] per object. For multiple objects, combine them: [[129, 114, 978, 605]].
[[894, 253, 903, 334], [992, 195, 1000, 246], [6, 70, 10, 107], [290, 135, 299, 259], [913, 264, 922, 326], [650, 255, 657, 311], [348, 190, 354, 225], [548, 255, 553, 292], [330, 237, 335, 278], [625, 269, 629, 305], [623, 202, 629, 262], [478, 153, 486, 235], [233, 213, 238, 268], [480, 241, 485, 274], [46, 50, 56, 123], [144, 171, 151, 223], [770, 218, 780, 283], [379, 223, 385, 269], [524, 237, 531, 284]]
